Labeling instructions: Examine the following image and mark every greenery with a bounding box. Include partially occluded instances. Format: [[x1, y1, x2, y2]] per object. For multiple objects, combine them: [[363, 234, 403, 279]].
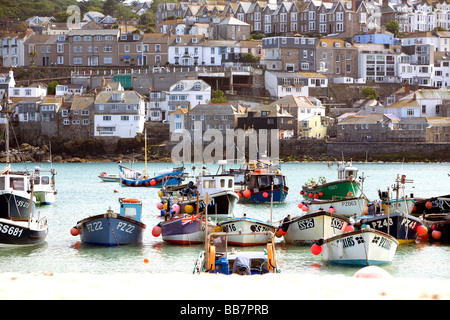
[[47, 80, 58, 95], [361, 86, 379, 99], [211, 90, 227, 104], [385, 20, 401, 38]]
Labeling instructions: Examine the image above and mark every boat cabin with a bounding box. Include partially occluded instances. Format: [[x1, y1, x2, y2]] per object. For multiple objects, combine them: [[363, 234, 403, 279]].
[[337, 162, 358, 180], [119, 199, 143, 222], [197, 175, 234, 196], [0, 174, 31, 192], [246, 173, 286, 190]]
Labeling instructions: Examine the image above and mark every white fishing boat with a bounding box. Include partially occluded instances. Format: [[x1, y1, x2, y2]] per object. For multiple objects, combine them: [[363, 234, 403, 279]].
[[218, 215, 276, 246], [280, 210, 351, 244], [374, 174, 415, 215], [32, 167, 57, 205], [317, 228, 399, 266], [299, 196, 369, 218]]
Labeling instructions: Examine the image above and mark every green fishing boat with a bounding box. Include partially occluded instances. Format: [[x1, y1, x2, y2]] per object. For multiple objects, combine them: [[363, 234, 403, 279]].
[[301, 162, 361, 200]]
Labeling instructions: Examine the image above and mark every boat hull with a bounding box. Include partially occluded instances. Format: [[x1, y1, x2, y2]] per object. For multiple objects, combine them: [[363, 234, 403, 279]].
[[218, 218, 275, 246], [162, 191, 239, 219], [282, 211, 350, 244], [301, 197, 369, 217], [77, 213, 145, 246], [377, 198, 415, 215], [237, 186, 289, 204], [0, 192, 36, 220], [34, 191, 56, 205], [159, 216, 214, 245], [302, 180, 360, 201], [98, 175, 120, 182], [120, 168, 185, 188], [355, 212, 422, 243], [0, 218, 48, 247], [322, 229, 399, 266]]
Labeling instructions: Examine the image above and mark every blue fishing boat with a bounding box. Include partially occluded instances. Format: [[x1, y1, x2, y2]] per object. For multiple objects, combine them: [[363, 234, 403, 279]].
[[234, 160, 288, 204], [119, 165, 186, 188], [72, 198, 146, 246]]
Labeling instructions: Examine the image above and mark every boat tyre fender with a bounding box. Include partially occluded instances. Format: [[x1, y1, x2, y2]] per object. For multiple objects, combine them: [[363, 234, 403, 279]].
[[307, 178, 316, 187], [346, 192, 354, 199], [267, 243, 275, 271]]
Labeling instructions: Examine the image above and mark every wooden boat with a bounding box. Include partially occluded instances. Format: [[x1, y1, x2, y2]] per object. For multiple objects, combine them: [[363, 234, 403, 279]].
[[31, 167, 57, 205], [72, 198, 146, 246], [233, 160, 289, 204], [158, 173, 239, 219], [299, 196, 369, 218], [193, 230, 280, 275], [280, 210, 351, 244], [217, 215, 276, 246], [153, 214, 216, 245], [354, 211, 423, 244], [301, 161, 360, 201], [420, 213, 450, 242], [318, 228, 399, 266], [98, 172, 120, 182]]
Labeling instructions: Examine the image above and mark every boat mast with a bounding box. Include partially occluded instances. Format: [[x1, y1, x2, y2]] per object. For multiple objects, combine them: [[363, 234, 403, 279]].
[[144, 129, 147, 177]]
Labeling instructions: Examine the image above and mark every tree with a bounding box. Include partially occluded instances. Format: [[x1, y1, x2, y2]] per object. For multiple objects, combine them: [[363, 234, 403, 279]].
[[385, 20, 400, 38], [47, 81, 58, 95], [211, 90, 227, 104], [361, 86, 379, 99]]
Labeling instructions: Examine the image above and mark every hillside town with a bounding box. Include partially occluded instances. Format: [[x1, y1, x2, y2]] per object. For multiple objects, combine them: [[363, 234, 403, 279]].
[[0, 0, 449, 162]]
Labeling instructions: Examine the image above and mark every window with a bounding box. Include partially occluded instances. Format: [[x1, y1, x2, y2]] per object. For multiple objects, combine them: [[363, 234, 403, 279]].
[[121, 116, 129, 121], [63, 119, 69, 125], [57, 44, 64, 53], [155, 44, 161, 52], [73, 46, 82, 53], [104, 45, 113, 52], [103, 115, 111, 121], [104, 57, 113, 64], [84, 36, 92, 41], [74, 57, 83, 65]]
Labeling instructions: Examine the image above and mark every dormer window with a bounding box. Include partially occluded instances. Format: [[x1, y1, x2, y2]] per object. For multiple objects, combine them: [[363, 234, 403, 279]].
[[112, 92, 123, 101], [193, 83, 201, 90], [176, 37, 181, 43], [176, 84, 184, 91], [192, 37, 197, 43]]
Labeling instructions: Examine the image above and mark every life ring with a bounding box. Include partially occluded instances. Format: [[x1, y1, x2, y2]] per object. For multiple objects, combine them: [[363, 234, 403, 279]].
[[122, 198, 141, 203], [318, 176, 327, 185], [346, 192, 354, 199]]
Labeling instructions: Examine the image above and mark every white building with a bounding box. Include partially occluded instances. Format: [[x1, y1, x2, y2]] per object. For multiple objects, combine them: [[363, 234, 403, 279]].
[[385, 89, 450, 119], [167, 79, 211, 116], [94, 91, 146, 138]]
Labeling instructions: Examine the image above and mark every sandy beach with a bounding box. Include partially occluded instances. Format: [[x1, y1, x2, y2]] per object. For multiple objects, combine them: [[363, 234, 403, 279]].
[[0, 272, 448, 300]]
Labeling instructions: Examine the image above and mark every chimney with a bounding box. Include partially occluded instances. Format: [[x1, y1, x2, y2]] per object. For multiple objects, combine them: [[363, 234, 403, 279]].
[[405, 81, 410, 94]]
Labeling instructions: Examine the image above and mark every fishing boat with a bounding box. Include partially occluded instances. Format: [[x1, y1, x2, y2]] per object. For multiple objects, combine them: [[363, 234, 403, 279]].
[[280, 210, 351, 244], [231, 159, 288, 204], [71, 198, 146, 246], [120, 165, 186, 188], [193, 230, 280, 275], [420, 213, 450, 243], [98, 172, 120, 182], [412, 195, 450, 216], [217, 215, 276, 246], [31, 167, 57, 205], [0, 105, 48, 247], [316, 228, 399, 266], [158, 172, 239, 219], [301, 161, 360, 201], [298, 196, 369, 218], [152, 213, 216, 245], [354, 211, 423, 244]]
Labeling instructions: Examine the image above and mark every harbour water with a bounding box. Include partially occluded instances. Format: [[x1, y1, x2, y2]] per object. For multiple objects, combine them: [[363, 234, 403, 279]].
[[1, 161, 449, 279]]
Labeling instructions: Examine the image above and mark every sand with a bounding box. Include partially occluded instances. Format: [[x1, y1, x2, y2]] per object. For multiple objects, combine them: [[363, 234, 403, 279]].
[[0, 272, 448, 300]]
